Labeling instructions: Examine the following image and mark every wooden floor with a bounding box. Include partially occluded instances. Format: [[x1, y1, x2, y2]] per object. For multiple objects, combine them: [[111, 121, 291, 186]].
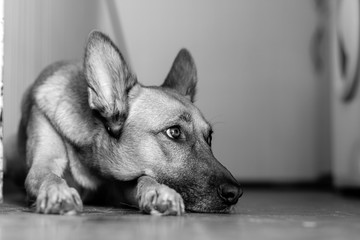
[[1, 189, 360, 240]]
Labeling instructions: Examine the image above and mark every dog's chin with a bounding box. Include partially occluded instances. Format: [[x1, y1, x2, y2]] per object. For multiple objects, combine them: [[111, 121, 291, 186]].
[[186, 205, 234, 214]]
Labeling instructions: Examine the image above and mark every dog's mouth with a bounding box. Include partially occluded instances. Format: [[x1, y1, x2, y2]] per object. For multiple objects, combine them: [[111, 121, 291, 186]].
[[185, 205, 235, 214], [177, 184, 242, 214], [183, 196, 238, 214], [156, 171, 242, 214]]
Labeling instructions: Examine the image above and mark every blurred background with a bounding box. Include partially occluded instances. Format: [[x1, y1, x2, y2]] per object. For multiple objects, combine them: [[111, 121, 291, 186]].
[[3, 0, 360, 189]]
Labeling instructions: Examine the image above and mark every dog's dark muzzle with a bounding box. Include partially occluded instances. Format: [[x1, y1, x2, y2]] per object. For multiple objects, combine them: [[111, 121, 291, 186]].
[[217, 182, 243, 205]]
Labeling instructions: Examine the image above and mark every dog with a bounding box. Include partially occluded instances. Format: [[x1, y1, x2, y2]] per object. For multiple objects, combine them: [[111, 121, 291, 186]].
[[17, 31, 242, 215]]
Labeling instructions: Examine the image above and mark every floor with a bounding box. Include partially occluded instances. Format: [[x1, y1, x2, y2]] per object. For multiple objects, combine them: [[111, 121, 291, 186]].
[[1, 189, 360, 240]]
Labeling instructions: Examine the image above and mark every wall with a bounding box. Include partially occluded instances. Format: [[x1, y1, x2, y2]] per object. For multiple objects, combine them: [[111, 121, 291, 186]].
[[4, 0, 322, 182], [328, 0, 360, 187], [4, 0, 98, 138], [4, 0, 99, 163], [0, 0, 4, 202]]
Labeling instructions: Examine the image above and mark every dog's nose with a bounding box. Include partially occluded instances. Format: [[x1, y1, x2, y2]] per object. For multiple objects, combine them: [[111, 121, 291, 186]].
[[218, 183, 243, 205]]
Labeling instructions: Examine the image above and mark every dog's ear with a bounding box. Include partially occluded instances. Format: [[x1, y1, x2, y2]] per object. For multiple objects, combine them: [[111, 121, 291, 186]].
[[162, 49, 197, 102], [84, 31, 137, 138]]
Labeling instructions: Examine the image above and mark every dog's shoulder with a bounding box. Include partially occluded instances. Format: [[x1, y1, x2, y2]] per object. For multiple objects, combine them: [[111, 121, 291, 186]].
[[32, 61, 86, 111], [27, 61, 97, 146]]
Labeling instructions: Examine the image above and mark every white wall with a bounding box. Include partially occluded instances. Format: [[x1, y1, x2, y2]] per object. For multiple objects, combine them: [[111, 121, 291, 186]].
[[4, 0, 323, 181], [4, 0, 98, 138], [0, 0, 4, 202], [328, 0, 360, 187]]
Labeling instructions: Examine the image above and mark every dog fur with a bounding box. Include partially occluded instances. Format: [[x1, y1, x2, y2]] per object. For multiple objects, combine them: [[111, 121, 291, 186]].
[[17, 31, 242, 215]]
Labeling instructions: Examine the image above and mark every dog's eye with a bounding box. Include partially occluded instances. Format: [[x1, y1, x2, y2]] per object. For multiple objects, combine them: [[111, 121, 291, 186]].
[[105, 124, 122, 139], [166, 126, 182, 140]]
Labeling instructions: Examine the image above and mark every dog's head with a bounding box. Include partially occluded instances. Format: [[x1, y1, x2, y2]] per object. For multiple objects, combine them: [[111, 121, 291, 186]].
[[84, 31, 242, 213]]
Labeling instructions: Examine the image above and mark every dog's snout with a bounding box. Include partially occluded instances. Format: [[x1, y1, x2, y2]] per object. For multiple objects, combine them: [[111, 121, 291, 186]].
[[218, 183, 243, 205]]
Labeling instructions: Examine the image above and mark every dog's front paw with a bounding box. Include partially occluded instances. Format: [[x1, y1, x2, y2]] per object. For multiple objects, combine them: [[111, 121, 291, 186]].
[[139, 184, 185, 216], [36, 183, 83, 215]]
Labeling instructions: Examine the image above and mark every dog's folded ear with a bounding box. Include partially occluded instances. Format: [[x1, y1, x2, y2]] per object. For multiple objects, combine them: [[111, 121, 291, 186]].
[[162, 49, 198, 102], [84, 31, 137, 138]]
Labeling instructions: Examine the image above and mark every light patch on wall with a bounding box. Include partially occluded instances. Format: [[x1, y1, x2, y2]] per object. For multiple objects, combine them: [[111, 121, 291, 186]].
[[0, 0, 4, 202]]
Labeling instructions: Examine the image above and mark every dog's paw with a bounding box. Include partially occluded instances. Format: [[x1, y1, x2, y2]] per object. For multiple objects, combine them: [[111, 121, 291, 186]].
[[36, 183, 83, 215], [139, 184, 185, 216]]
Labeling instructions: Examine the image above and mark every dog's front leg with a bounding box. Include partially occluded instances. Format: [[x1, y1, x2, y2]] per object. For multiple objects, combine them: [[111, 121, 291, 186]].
[[24, 107, 83, 215], [137, 176, 185, 216], [26, 170, 83, 215], [123, 176, 185, 216]]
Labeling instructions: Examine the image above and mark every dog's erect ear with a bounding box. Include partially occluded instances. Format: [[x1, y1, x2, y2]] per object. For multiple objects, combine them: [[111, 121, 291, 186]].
[[162, 49, 197, 102], [84, 31, 137, 138]]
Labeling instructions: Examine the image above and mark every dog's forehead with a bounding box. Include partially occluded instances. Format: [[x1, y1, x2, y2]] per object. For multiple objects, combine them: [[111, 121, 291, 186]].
[[128, 86, 209, 129]]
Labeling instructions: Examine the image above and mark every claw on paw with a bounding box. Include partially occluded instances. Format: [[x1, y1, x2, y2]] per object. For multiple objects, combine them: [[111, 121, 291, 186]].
[[140, 184, 185, 216], [36, 184, 83, 215]]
